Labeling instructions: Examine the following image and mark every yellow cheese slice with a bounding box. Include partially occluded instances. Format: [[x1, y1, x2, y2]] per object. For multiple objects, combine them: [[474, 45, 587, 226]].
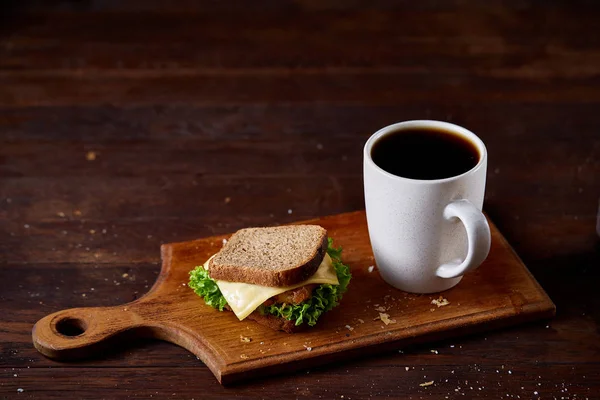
[[203, 253, 339, 321]]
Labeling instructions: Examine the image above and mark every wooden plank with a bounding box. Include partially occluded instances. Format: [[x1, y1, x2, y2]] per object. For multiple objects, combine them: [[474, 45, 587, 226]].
[[3, 73, 600, 107], [1, 104, 599, 142], [2, 7, 599, 72], [2, 363, 598, 399], [32, 211, 554, 384]]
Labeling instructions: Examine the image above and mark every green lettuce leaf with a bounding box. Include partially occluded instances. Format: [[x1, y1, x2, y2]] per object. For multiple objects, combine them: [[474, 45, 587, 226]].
[[188, 266, 227, 311], [188, 238, 352, 327]]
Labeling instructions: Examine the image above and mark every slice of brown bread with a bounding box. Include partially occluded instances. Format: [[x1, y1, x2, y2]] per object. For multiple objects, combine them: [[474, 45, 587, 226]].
[[208, 225, 328, 287]]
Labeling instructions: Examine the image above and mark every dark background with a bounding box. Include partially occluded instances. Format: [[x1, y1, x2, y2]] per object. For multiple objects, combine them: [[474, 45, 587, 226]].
[[0, 1, 599, 398]]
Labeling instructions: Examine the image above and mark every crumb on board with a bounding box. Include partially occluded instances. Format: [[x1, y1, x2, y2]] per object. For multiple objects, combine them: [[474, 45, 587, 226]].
[[74, 210, 82, 216], [375, 306, 387, 312], [86, 151, 97, 161], [240, 336, 252, 343], [122, 273, 129, 278], [431, 296, 450, 307], [419, 381, 434, 387], [89, 229, 95, 234], [405, 367, 410, 371], [224, 197, 231, 204], [222, 238, 227, 245], [376, 313, 396, 325], [303, 345, 312, 351], [240, 354, 249, 359], [57, 212, 65, 217], [345, 325, 354, 331], [357, 319, 364, 324], [430, 349, 438, 354], [368, 266, 374, 273]]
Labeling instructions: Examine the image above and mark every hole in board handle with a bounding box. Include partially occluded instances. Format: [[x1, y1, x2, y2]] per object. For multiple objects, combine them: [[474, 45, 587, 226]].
[[56, 318, 87, 337]]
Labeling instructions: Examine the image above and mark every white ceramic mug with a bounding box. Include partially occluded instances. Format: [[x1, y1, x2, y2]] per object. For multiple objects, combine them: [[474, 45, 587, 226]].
[[364, 120, 491, 293]]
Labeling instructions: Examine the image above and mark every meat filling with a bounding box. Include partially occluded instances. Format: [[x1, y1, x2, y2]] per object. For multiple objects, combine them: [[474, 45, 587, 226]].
[[261, 284, 318, 307]]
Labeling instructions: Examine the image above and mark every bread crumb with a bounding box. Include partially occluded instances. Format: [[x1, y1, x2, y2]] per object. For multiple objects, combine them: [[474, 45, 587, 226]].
[[17, 388, 24, 393], [375, 306, 387, 312], [288, 209, 293, 214], [73, 210, 82, 216], [86, 151, 97, 161], [240, 354, 249, 359], [122, 273, 128, 278], [430, 308, 436, 312], [357, 319, 364, 324], [240, 336, 252, 343], [345, 325, 354, 331], [419, 381, 434, 387], [222, 239, 227, 245], [224, 197, 231, 204], [89, 229, 95, 234], [405, 367, 410, 371], [378, 313, 396, 325], [303, 345, 312, 351], [81, 293, 86, 297], [431, 296, 450, 307], [368, 266, 374, 273], [430, 349, 438, 354], [57, 212, 65, 217]]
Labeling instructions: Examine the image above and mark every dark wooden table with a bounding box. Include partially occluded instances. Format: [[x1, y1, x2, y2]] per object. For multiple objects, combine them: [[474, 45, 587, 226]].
[[1, 1, 599, 399]]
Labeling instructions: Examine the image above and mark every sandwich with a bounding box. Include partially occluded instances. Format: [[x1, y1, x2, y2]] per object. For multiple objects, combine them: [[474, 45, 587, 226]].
[[188, 225, 351, 333]]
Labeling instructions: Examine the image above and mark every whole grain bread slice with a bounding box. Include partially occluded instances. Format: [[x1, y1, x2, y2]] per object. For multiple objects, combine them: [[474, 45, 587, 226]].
[[208, 225, 328, 287]]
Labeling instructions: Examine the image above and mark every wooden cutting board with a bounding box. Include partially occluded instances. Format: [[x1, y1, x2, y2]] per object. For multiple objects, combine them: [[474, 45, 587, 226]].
[[32, 211, 555, 385]]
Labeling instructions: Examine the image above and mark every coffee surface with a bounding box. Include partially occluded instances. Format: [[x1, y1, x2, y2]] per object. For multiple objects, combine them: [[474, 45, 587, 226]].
[[371, 128, 480, 180]]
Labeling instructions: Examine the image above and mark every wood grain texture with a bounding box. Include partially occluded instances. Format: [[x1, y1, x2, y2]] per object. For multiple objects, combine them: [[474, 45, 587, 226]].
[[32, 211, 554, 384], [1, 0, 599, 398]]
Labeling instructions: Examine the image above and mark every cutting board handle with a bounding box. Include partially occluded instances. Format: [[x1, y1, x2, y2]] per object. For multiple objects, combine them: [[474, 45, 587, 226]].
[[32, 305, 144, 360]]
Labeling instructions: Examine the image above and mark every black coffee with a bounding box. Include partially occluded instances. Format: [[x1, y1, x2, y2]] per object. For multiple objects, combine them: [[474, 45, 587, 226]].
[[371, 127, 479, 180]]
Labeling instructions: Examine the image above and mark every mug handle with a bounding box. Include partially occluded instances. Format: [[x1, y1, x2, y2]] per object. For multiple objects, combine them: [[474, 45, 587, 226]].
[[436, 199, 491, 279]]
